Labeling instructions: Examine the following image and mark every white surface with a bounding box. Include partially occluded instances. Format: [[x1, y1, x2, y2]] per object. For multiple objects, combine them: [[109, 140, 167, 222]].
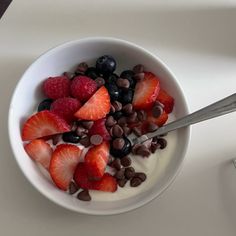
[[1, 0, 236, 235]]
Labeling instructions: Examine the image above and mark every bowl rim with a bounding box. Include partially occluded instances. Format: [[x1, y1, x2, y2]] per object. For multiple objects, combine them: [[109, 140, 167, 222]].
[[8, 36, 191, 215]]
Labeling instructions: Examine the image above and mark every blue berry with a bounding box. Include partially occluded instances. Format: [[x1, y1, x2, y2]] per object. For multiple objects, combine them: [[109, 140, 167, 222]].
[[106, 73, 118, 84], [37, 99, 53, 112], [105, 83, 119, 101], [96, 55, 116, 75], [62, 131, 80, 143], [85, 67, 99, 80], [119, 89, 133, 104]]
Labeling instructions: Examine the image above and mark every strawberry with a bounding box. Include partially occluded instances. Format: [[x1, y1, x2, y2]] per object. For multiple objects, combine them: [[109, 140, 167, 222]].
[[22, 111, 70, 141], [132, 72, 160, 110], [92, 173, 117, 192], [50, 97, 81, 123], [24, 139, 52, 170], [84, 142, 109, 180], [49, 144, 82, 191], [156, 89, 175, 113], [88, 119, 111, 141], [74, 86, 110, 121], [70, 76, 97, 102], [43, 76, 70, 99]]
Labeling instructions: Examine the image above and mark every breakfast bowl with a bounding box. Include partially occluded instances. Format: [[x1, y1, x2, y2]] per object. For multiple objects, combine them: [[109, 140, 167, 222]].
[[8, 37, 190, 215]]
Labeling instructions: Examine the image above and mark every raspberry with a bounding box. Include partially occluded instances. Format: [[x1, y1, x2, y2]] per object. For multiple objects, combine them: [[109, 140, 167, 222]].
[[70, 76, 97, 102], [43, 76, 70, 99], [50, 97, 81, 123]]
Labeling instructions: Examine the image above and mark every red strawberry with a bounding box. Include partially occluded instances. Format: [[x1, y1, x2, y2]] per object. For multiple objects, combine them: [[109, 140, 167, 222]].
[[73, 163, 94, 189], [88, 119, 111, 141], [22, 111, 70, 141], [84, 142, 109, 180], [50, 97, 81, 123], [156, 89, 175, 113], [132, 72, 160, 110], [92, 173, 117, 192], [43, 76, 70, 99], [70, 76, 97, 102], [24, 139, 52, 170], [49, 144, 82, 191], [74, 86, 110, 121]]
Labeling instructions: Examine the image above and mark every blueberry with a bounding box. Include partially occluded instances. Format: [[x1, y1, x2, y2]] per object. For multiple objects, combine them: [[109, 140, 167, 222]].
[[112, 111, 123, 120], [105, 83, 119, 101], [118, 89, 133, 104], [62, 131, 80, 143], [120, 70, 135, 88], [106, 73, 118, 84], [37, 99, 53, 112], [96, 55, 116, 75], [85, 67, 99, 80], [110, 137, 132, 158]]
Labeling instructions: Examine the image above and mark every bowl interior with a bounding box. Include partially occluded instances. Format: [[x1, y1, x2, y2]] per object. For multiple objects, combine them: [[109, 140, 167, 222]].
[[8, 38, 190, 215]]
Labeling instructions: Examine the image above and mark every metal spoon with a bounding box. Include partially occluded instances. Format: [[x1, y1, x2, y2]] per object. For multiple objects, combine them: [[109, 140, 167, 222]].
[[131, 93, 236, 145]]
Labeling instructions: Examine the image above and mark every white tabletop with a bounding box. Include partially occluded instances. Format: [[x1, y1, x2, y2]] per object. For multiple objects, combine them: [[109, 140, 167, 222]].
[[1, 1, 236, 235]]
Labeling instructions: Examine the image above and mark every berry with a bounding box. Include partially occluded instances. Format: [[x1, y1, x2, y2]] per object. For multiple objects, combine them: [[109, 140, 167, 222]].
[[37, 99, 53, 112], [96, 55, 116, 75], [110, 137, 132, 158], [43, 76, 70, 99], [22, 111, 70, 141], [156, 89, 175, 113], [24, 139, 52, 170], [85, 67, 99, 80], [105, 83, 119, 101], [106, 73, 118, 84], [120, 70, 135, 88], [62, 131, 80, 143], [70, 76, 97, 102], [84, 142, 109, 180], [50, 97, 81, 123], [132, 72, 160, 110], [49, 144, 82, 190], [119, 89, 133, 104], [112, 111, 123, 120], [92, 173, 117, 192], [88, 119, 111, 141], [74, 86, 111, 121]]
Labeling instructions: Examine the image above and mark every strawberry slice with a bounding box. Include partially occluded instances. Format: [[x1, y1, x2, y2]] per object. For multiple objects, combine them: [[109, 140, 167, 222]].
[[24, 139, 52, 170], [132, 72, 160, 110], [22, 111, 70, 141], [49, 144, 82, 191], [156, 89, 175, 113], [84, 142, 109, 180], [88, 119, 111, 141], [92, 173, 117, 192], [74, 86, 110, 121]]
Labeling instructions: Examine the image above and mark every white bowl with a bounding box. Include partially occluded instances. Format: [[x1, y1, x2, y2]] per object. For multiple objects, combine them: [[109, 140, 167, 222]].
[[8, 37, 190, 215]]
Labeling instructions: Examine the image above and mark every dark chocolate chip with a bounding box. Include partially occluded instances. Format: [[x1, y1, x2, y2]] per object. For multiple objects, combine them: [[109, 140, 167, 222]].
[[106, 116, 117, 127], [146, 122, 158, 132], [132, 144, 143, 154], [152, 105, 163, 118], [122, 103, 133, 115], [112, 101, 122, 111], [137, 110, 147, 121], [76, 126, 88, 136], [81, 121, 94, 130], [69, 181, 79, 194], [110, 158, 121, 170], [116, 78, 130, 89], [63, 72, 75, 79], [130, 177, 142, 187], [150, 142, 160, 153], [127, 112, 137, 123], [110, 104, 116, 113], [112, 138, 125, 150], [117, 117, 127, 126], [120, 156, 131, 167], [76, 62, 88, 73], [157, 138, 167, 149], [132, 126, 142, 137], [77, 189, 91, 201], [79, 135, 91, 147], [118, 179, 128, 187], [90, 135, 103, 145], [95, 77, 105, 87], [122, 126, 131, 136], [114, 168, 125, 180], [124, 167, 135, 180], [111, 124, 123, 138], [133, 64, 144, 74], [52, 134, 61, 145], [136, 145, 151, 157], [134, 172, 147, 182], [154, 101, 164, 108], [134, 72, 145, 81], [71, 121, 78, 131]]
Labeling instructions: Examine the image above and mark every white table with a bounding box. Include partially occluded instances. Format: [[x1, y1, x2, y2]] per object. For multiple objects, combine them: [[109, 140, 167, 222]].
[[1, 1, 236, 235]]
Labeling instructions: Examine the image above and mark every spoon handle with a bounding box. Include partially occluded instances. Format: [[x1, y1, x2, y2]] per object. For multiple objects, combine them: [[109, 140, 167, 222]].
[[134, 93, 236, 144]]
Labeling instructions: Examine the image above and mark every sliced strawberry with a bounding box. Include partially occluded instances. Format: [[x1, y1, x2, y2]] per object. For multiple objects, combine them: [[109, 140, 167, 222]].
[[92, 173, 117, 192], [22, 111, 70, 141], [156, 89, 175, 113], [74, 86, 110, 121], [84, 142, 109, 180], [49, 144, 82, 191], [24, 139, 52, 170], [132, 72, 160, 110], [88, 119, 111, 141]]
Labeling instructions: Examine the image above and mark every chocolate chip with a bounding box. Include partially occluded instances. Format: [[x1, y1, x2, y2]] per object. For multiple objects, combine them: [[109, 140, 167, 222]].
[[152, 105, 163, 118], [157, 138, 167, 149], [79, 135, 91, 147], [111, 124, 123, 138], [52, 134, 61, 145], [132, 126, 142, 137], [154, 101, 164, 108], [90, 135, 103, 145], [63, 72, 75, 79], [130, 177, 142, 187], [117, 117, 127, 126], [136, 145, 151, 157], [76, 126, 88, 136], [77, 189, 91, 201], [110, 104, 116, 114], [150, 142, 160, 153], [116, 78, 130, 89], [132, 144, 143, 154], [71, 121, 78, 131], [112, 101, 122, 111], [81, 121, 94, 130], [120, 156, 131, 167], [134, 72, 145, 81], [133, 64, 144, 74], [69, 181, 79, 194], [114, 168, 125, 180], [134, 172, 147, 182], [146, 122, 158, 132], [137, 110, 147, 121], [77, 62, 88, 73], [110, 158, 121, 170], [122, 126, 131, 136], [118, 179, 128, 187], [124, 167, 135, 180], [142, 139, 152, 149], [95, 77, 105, 88], [127, 112, 137, 123], [122, 103, 133, 115], [106, 116, 117, 127], [112, 138, 125, 150]]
